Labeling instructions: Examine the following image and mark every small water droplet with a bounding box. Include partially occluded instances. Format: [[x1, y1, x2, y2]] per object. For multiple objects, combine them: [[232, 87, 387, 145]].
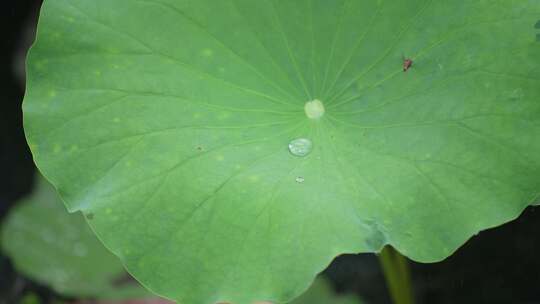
[[288, 138, 312, 157], [201, 48, 214, 57], [295, 176, 305, 183]]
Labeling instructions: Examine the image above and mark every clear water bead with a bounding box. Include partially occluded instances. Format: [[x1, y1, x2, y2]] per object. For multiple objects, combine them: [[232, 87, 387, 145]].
[[295, 176, 305, 183], [288, 138, 312, 157]]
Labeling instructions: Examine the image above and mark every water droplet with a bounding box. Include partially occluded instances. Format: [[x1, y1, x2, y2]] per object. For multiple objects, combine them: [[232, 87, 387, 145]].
[[201, 48, 214, 57], [295, 176, 305, 183], [288, 138, 312, 157], [304, 99, 325, 119]]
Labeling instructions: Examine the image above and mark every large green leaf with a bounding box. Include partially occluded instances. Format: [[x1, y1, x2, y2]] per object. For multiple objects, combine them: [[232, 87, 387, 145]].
[[24, 0, 540, 303], [1, 176, 152, 299]]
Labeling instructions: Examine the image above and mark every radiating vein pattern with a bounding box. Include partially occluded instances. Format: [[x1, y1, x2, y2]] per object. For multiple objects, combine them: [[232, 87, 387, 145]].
[[24, 0, 540, 303]]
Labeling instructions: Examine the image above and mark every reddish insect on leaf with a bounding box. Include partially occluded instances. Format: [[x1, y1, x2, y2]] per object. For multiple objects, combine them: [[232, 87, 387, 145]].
[[403, 58, 413, 72]]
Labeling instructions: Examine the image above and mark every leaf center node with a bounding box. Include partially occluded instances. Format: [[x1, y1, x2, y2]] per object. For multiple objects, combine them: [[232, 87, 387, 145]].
[[304, 99, 325, 119]]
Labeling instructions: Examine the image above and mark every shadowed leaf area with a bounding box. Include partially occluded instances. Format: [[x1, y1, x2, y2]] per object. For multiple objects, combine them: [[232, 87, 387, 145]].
[[1, 176, 153, 300]]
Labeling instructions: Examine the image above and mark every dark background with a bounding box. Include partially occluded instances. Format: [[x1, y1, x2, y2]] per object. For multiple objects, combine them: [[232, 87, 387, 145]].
[[1, 1, 539, 303]]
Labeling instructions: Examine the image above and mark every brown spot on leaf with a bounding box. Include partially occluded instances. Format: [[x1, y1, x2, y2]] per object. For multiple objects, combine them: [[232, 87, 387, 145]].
[[111, 272, 138, 287]]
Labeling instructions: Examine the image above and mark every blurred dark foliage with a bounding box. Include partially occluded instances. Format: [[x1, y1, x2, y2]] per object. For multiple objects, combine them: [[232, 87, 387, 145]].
[[0, 1, 40, 220], [1, 1, 50, 303], [0, 1, 539, 304], [326, 206, 540, 304]]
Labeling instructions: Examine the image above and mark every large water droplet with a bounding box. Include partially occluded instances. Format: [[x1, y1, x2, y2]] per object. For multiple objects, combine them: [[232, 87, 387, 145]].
[[295, 176, 305, 183], [288, 138, 312, 157]]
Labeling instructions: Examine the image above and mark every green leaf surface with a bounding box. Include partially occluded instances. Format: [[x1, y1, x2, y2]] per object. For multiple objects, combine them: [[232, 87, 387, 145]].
[[1, 176, 152, 299], [289, 277, 362, 304], [24, 0, 540, 303]]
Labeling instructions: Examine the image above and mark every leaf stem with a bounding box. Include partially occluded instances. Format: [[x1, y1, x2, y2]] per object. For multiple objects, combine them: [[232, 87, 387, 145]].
[[378, 246, 415, 304]]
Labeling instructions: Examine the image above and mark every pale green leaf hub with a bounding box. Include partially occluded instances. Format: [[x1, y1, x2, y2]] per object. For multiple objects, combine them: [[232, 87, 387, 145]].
[[304, 99, 325, 119], [24, 1, 540, 304]]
